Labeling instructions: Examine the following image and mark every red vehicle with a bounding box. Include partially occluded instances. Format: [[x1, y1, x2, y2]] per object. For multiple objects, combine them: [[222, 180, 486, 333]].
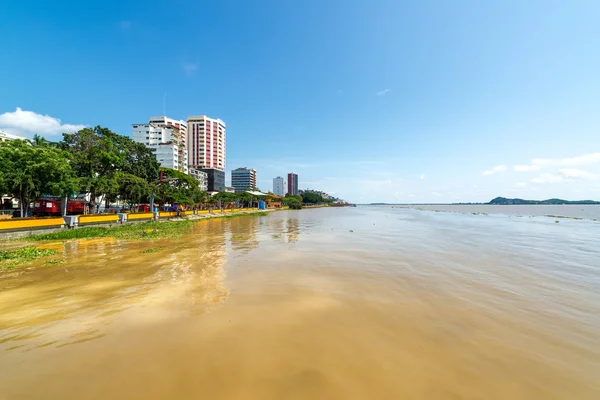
[[33, 197, 88, 216], [135, 204, 152, 212]]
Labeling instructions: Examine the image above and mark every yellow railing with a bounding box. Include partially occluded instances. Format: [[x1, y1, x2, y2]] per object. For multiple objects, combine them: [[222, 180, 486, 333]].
[[0, 217, 65, 231], [79, 214, 119, 224], [127, 212, 154, 220], [158, 211, 177, 218]]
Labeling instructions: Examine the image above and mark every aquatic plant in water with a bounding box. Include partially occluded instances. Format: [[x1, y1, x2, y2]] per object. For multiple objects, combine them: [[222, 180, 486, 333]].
[[0, 247, 59, 270]]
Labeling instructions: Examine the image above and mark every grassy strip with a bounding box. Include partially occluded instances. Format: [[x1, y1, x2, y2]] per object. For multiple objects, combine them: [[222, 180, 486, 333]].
[[1, 247, 59, 270], [219, 211, 268, 219], [28, 220, 194, 241], [27, 210, 270, 242]]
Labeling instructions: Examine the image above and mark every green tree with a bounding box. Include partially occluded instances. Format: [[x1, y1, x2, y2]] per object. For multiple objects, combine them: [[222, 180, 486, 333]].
[[282, 195, 302, 209], [116, 172, 150, 210], [0, 139, 77, 217], [301, 191, 323, 204], [60, 126, 159, 213], [238, 192, 252, 209], [152, 167, 203, 209]]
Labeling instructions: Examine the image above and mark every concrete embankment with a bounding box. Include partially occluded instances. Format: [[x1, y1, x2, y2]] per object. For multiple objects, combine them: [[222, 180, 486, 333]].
[[0, 208, 280, 240]]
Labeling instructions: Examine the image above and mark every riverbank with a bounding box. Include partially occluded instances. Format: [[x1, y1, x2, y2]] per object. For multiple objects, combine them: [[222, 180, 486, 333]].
[[0, 208, 280, 240], [0, 209, 271, 270]]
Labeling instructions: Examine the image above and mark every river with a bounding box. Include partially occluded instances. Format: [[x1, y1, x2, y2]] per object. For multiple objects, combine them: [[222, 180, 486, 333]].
[[1, 207, 599, 399]]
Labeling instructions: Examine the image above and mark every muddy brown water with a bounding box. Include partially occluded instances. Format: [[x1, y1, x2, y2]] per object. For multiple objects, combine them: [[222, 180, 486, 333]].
[[1, 208, 599, 399]]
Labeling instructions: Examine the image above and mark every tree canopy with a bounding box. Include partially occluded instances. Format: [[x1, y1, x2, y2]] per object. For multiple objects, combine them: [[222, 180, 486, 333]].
[[0, 139, 77, 217], [59, 126, 160, 213]]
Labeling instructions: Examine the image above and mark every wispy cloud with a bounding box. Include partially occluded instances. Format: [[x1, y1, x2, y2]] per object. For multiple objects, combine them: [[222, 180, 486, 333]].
[[420, 173, 425, 180], [376, 89, 391, 96], [516, 182, 528, 187], [531, 169, 598, 184], [532, 152, 600, 167], [431, 191, 442, 197], [0, 107, 86, 138], [182, 62, 199, 75], [482, 165, 507, 176]]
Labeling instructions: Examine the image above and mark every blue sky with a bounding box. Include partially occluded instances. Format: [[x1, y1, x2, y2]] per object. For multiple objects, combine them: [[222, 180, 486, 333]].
[[1, 0, 599, 203]]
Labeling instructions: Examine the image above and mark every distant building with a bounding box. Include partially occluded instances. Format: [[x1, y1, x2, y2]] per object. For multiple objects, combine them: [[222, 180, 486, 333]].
[[232, 167, 257, 192], [201, 168, 225, 193], [273, 176, 286, 197], [132, 116, 188, 174], [0, 130, 28, 142], [187, 115, 226, 171], [287, 173, 298, 196], [225, 186, 235, 193], [188, 168, 208, 192]]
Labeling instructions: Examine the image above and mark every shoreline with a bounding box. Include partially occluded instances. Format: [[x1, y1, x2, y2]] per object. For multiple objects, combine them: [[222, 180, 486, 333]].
[[0, 207, 328, 270]]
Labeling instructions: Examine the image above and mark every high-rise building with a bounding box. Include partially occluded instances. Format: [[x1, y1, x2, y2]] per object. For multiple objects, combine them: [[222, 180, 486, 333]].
[[187, 115, 226, 171], [273, 176, 286, 197], [132, 116, 188, 174], [287, 172, 298, 195], [231, 167, 257, 192], [201, 168, 225, 192]]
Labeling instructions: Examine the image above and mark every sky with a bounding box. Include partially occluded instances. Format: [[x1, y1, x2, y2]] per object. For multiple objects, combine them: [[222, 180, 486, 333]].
[[1, 0, 599, 203]]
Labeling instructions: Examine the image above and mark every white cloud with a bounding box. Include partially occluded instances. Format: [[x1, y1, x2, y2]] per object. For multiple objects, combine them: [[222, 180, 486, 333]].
[[558, 168, 597, 179], [512, 152, 600, 173], [531, 174, 564, 183], [182, 62, 199, 74], [482, 165, 507, 176], [419, 173, 425, 180], [431, 191, 442, 197], [376, 89, 391, 96], [514, 164, 541, 172], [516, 182, 528, 187], [531, 169, 598, 184], [0, 107, 86, 138], [532, 152, 600, 167]]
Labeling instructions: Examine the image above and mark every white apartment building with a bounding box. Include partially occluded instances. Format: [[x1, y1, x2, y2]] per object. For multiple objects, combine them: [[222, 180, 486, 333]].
[[187, 115, 226, 171], [132, 116, 188, 174], [188, 168, 209, 192], [273, 176, 286, 197]]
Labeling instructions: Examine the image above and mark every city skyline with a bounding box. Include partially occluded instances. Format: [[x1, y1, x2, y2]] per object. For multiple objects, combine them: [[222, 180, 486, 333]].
[[1, 1, 599, 203]]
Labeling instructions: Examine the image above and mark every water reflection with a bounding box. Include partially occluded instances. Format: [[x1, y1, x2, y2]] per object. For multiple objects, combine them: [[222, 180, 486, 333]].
[[228, 215, 260, 253], [0, 219, 229, 351]]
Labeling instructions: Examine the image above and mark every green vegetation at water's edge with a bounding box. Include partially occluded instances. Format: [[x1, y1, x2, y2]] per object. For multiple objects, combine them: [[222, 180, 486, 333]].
[[141, 247, 163, 254], [1, 247, 59, 270], [488, 197, 600, 205], [28, 220, 194, 241], [546, 215, 583, 220]]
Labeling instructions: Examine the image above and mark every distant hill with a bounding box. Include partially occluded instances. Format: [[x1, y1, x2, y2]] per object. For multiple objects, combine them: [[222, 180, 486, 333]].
[[488, 197, 600, 205]]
